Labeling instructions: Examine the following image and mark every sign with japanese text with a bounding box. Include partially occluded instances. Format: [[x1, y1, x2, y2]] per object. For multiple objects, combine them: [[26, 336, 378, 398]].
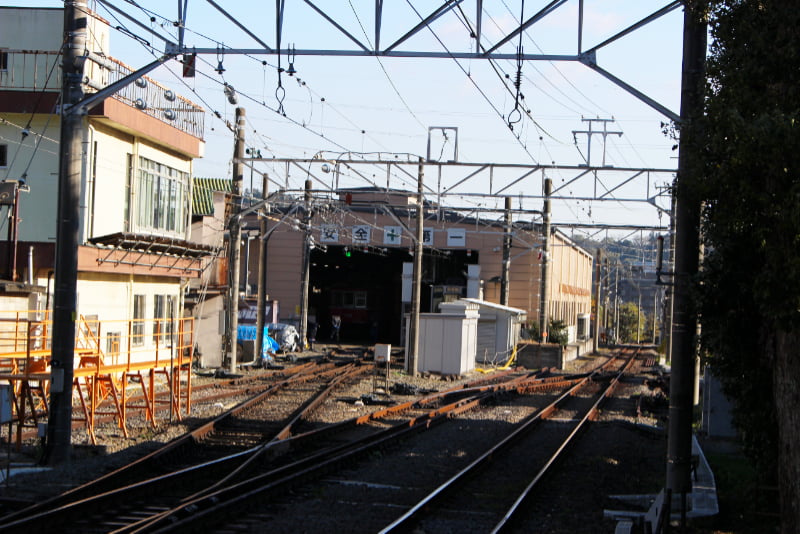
[[320, 225, 339, 243], [352, 225, 371, 244], [384, 226, 403, 245], [422, 228, 434, 246], [447, 228, 466, 247]]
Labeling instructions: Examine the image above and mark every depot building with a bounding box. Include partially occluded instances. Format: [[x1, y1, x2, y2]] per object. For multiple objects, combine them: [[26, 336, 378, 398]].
[[243, 187, 593, 347]]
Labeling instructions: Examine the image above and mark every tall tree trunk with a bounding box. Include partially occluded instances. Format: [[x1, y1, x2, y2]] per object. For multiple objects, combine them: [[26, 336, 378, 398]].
[[771, 329, 800, 532]]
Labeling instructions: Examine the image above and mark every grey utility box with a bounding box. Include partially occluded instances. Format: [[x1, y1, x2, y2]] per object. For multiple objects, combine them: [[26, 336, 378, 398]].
[[462, 298, 527, 365], [415, 300, 479, 375]]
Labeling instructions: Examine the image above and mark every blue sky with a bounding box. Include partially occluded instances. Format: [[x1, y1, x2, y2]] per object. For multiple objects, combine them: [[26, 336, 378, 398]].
[[24, 0, 684, 232]]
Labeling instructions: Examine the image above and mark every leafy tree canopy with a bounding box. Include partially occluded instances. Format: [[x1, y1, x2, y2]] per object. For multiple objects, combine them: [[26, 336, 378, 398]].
[[698, 0, 800, 523]]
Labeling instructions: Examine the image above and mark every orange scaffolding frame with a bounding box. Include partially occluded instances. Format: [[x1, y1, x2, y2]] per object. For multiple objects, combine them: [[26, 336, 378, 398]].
[[0, 311, 195, 446]]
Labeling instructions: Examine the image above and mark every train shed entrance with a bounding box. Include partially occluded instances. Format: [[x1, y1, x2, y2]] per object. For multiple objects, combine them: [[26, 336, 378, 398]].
[[309, 246, 478, 345]]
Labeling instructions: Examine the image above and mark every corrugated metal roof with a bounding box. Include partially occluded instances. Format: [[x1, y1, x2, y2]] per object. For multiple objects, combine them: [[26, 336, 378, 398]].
[[193, 177, 231, 216]]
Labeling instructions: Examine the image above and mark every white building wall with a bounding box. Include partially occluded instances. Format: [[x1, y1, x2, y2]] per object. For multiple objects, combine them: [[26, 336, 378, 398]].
[[88, 126, 134, 239]]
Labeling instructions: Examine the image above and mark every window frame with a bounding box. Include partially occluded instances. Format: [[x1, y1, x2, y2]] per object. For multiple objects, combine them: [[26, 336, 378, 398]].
[[132, 294, 145, 347]]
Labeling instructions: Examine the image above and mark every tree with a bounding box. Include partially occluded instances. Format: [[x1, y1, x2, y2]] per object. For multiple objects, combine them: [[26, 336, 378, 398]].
[[617, 302, 645, 344], [698, 1, 800, 529]]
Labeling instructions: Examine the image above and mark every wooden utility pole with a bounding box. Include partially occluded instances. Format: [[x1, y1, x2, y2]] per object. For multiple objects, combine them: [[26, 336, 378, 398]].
[[226, 107, 245, 373], [44, 0, 87, 465]]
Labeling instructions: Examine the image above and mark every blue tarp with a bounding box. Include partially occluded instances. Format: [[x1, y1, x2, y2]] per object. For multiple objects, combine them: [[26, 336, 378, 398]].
[[237, 325, 280, 361]]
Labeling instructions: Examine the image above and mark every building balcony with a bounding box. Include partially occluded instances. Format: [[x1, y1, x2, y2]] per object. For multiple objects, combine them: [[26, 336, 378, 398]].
[[1, 49, 204, 141]]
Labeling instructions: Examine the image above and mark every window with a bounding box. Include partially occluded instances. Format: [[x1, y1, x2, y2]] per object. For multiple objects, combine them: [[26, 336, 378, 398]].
[[330, 290, 368, 309], [106, 332, 121, 357], [153, 294, 165, 343], [153, 294, 176, 346], [0, 145, 7, 168], [0, 51, 8, 71], [132, 294, 145, 346], [136, 156, 189, 234]]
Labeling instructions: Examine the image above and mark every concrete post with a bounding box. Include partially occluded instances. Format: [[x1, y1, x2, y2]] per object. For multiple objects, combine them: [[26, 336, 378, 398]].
[[538, 178, 552, 341], [501, 196, 512, 306], [255, 173, 269, 363], [665, 2, 707, 524], [227, 108, 245, 373]]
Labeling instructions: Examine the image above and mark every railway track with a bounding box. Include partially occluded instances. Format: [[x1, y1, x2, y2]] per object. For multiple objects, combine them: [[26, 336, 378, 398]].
[[137, 352, 635, 533], [0, 349, 650, 533], [381, 349, 638, 533], [0, 358, 370, 531], [0, 365, 573, 533]]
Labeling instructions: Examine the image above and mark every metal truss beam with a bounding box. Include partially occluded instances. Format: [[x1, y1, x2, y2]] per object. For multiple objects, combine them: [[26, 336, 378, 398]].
[[97, 0, 683, 121], [238, 157, 675, 215]]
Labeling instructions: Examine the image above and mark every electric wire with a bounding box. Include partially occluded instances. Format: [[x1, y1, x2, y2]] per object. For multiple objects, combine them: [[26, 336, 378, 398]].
[[403, 0, 540, 164], [347, 0, 427, 132]]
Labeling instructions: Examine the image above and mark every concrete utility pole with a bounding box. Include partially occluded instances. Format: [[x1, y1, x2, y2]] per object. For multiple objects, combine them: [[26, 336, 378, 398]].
[[664, 3, 707, 526], [407, 158, 424, 376], [254, 173, 269, 363], [299, 179, 312, 350], [538, 178, 552, 342], [613, 264, 619, 343], [226, 107, 245, 374], [45, 0, 87, 465], [593, 248, 602, 353], [500, 196, 512, 306]]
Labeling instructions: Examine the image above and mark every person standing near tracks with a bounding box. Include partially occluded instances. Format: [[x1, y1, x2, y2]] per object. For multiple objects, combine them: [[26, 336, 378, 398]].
[[331, 314, 341, 342], [308, 320, 318, 350]]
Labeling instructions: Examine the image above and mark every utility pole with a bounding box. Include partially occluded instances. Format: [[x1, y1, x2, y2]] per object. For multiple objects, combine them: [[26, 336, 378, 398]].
[[226, 107, 245, 374], [613, 264, 619, 344], [538, 178, 552, 342], [407, 158, 424, 376], [637, 292, 642, 344], [572, 117, 623, 167], [500, 196, 512, 306], [664, 3, 707, 527], [299, 179, 312, 351], [593, 248, 602, 353], [45, 0, 87, 465], [255, 172, 269, 364]]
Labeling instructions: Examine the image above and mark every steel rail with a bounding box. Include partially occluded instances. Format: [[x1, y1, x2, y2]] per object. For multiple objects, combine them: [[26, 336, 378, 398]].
[[0, 359, 338, 523], [491, 349, 639, 532], [379, 353, 630, 533], [0, 361, 367, 533], [122, 369, 607, 532], [0, 364, 532, 532], [120, 392, 495, 534]]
